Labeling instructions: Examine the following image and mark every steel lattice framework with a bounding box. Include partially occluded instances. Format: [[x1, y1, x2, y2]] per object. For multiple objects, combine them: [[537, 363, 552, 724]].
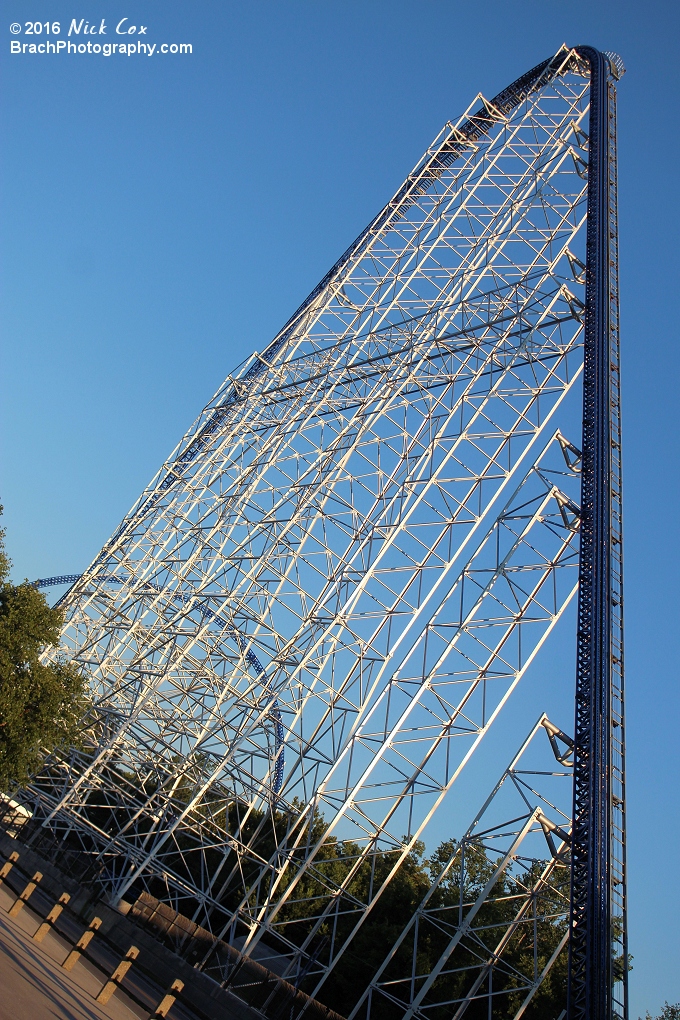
[[345, 713, 576, 1019], [19, 44, 626, 1020]]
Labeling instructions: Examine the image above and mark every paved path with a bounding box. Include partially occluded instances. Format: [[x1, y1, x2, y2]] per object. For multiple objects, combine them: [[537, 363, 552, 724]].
[[0, 881, 144, 1020]]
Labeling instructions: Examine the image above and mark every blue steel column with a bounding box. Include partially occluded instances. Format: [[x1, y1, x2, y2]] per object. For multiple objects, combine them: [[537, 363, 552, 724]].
[[568, 46, 626, 1020]]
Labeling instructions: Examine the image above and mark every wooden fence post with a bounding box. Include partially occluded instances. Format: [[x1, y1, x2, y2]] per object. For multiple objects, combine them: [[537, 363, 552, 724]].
[[33, 892, 71, 942], [150, 978, 184, 1018], [95, 944, 140, 1004], [62, 916, 102, 971], [8, 871, 42, 917], [0, 851, 19, 885]]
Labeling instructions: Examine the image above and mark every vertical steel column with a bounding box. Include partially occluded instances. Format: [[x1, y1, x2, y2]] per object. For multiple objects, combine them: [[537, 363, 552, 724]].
[[568, 46, 627, 1020]]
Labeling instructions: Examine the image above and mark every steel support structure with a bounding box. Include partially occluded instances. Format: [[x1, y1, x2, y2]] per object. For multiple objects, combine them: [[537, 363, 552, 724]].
[[568, 46, 627, 1020], [344, 714, 575, 1020], [17, 45, 626, 1020]]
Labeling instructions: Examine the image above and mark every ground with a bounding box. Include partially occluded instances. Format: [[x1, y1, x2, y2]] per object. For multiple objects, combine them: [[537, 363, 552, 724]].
[[0, 878, 192, 1020]]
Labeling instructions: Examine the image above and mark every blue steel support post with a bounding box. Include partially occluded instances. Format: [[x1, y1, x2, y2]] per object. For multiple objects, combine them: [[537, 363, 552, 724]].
[[568, 47, 627, 1020]]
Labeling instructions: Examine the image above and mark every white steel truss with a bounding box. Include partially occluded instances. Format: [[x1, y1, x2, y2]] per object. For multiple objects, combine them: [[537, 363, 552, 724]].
[[344, 714, 574, 1020], [18, 44, 626, 1020]]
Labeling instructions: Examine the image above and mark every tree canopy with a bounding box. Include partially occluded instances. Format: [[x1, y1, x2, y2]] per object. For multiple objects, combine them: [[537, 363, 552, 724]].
[[0, 510, 86, 792], [641, 1006, 680, 1020]]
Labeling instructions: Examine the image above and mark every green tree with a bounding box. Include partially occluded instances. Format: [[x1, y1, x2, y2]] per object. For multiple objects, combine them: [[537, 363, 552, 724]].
[[0, 510, 86, 792], [640, 1006, 680, 1020]]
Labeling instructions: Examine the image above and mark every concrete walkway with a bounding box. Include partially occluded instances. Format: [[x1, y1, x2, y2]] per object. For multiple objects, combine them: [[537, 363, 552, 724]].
[[0, 880, 144, 1020]]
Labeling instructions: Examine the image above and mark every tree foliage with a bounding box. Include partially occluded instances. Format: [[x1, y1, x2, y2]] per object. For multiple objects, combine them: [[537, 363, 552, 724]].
[[0, 511, 86, 792], [640, 1006, 680, 1020]]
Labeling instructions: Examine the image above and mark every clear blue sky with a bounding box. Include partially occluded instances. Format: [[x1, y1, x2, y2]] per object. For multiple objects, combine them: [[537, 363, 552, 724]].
[[1, 2, 678, 1014]]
